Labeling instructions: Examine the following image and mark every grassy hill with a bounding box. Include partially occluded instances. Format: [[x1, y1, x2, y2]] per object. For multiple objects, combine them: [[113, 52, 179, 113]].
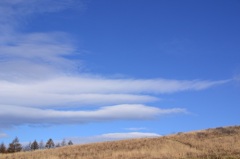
[[1, 126, 240, 159]]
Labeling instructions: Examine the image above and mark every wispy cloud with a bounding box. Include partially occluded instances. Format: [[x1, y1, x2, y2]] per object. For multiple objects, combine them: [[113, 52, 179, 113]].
[[0, 0, 83, 33], [0, 77, 228, 108], [0, 32, 80, 80], [0, 0, 82, 22]]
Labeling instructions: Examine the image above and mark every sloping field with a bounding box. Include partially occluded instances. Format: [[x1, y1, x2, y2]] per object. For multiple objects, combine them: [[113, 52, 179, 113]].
[[1, 126, 240, 159]]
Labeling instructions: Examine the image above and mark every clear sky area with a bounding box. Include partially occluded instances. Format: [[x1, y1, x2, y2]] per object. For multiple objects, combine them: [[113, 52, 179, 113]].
[[0, 0, 240, 145]]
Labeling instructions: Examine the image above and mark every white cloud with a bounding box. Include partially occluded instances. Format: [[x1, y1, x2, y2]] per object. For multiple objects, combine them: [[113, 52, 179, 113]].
[[67, 132, 161, 144], [0, 32, 80, 80], [0, 76, 228, 108], [38, 77, 228, 94], [0, 0, 83, 34], [0, 0, 82, 22], [0, 104, 186, 128]]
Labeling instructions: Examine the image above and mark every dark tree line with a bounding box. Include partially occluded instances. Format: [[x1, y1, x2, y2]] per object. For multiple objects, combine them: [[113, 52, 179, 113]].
[[0, 137, 73, 154]]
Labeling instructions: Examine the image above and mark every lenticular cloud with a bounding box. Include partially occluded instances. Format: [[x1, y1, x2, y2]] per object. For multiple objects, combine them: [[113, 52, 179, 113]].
[[0, 104, 187, 127]]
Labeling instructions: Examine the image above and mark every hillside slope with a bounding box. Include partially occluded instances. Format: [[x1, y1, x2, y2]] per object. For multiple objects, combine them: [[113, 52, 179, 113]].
[[1, 126, 240, 159]]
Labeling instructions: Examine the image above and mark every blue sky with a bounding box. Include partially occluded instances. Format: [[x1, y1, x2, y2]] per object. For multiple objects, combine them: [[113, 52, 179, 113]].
[[0, 0, 240, 145]]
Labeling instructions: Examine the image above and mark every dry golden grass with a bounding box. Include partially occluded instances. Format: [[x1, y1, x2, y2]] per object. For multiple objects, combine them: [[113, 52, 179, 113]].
[[1, 126, 240, 159]]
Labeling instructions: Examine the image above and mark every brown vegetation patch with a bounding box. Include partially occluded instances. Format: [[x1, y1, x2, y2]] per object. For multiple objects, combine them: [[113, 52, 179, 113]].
[[0, 126, 239, 159]]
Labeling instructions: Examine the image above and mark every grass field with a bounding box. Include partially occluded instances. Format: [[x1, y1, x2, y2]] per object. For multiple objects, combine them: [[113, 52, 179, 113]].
[[0, 126, 239, 159]]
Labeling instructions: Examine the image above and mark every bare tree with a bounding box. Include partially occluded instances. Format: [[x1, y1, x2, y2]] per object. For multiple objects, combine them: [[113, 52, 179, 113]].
[[68, 140, 73, 145], [7, 137, 22, 153], [0, 142, 6, 153], [31, 140, 39, 150], [45, 138, 55, 149]]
